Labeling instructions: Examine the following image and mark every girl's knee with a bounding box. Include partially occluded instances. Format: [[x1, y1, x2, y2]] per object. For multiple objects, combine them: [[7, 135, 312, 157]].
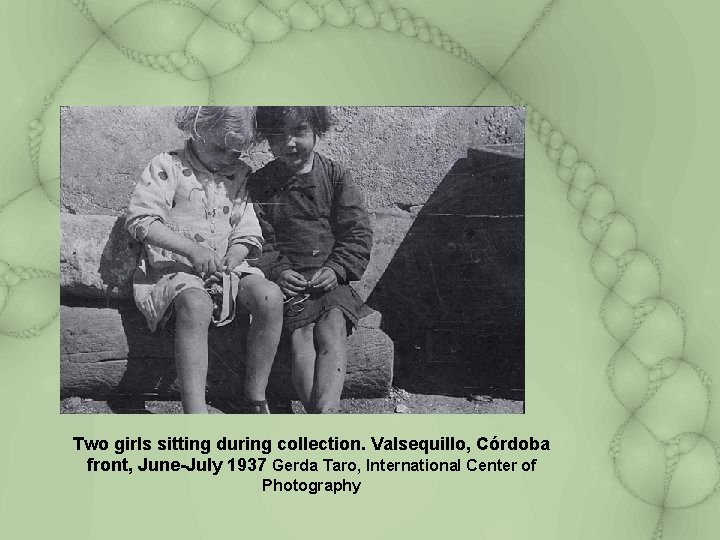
[[291, 325, 315, 353], [316, 309, 347, 343], [246, 279, 284, 317], [290, 325, 314, 358], [261, 281, 284, 311], [174, 289, 213, 324]]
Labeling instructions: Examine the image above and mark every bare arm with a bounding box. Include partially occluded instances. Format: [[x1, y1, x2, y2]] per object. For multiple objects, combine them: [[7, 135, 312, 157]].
[[144, 221, 222, 275], [126, 153, 223, 275], [221, 243, 250, 273]]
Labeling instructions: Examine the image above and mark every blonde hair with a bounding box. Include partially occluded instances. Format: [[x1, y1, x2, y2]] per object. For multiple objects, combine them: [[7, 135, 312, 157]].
[[175, 106, 256, 150]]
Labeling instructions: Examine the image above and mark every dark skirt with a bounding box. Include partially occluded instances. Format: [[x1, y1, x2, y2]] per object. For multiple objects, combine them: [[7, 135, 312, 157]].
[[282, 284, 371, 334]]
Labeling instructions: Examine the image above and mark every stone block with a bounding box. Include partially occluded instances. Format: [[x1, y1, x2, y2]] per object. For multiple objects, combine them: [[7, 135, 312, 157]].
[[60, 305, 393, 400]]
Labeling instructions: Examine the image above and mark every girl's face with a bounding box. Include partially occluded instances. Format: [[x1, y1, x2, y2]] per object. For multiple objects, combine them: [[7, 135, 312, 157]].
[[192, 130, 248, 172], [267, 122, 316, 174]]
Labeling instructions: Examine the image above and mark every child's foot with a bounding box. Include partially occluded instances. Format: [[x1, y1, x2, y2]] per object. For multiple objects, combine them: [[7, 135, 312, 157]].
[[241, 399, 271, 414]]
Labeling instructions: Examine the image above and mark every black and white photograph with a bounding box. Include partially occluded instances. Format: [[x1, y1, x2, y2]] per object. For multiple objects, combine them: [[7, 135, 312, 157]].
[[60, 106, 524, 414]]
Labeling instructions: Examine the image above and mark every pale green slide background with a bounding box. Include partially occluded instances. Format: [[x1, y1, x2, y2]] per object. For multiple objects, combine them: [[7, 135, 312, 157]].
[[1, 1, 719, 539]]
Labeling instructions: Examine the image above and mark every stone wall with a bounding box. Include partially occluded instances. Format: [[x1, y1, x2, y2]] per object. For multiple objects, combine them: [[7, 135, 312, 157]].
[[60, 106, 524, 216]]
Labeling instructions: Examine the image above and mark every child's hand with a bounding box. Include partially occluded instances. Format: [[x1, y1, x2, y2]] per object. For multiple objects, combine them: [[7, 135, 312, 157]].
[[219, 253, 244, 275], [220, 244, 250, 275], [308, 267, 338, 291], [187, 243, 222, 275], [278, 269, 308, 297]]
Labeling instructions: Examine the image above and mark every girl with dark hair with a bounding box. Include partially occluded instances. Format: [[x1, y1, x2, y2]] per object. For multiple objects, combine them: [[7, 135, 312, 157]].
[[250, 106, 373, 413]]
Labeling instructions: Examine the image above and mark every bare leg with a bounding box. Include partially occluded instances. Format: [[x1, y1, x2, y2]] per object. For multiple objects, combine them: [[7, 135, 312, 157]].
[[311, 309, 348, 414], [174, 288, 213, 414], [237, 275, 284, 405], [291, 324, 316, 411]]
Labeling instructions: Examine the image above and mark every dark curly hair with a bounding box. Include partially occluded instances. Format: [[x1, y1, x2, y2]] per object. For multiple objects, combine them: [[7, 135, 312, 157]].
[[255, 106, 335, 140]]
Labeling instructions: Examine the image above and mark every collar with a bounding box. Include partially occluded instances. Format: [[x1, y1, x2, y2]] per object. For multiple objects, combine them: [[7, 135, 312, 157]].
[[183, 139, 244, 178], [277, 152, 318, 189]]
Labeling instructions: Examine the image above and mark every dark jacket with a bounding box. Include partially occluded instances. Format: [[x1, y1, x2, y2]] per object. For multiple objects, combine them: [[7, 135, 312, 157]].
[[248, 152, 373, 283]]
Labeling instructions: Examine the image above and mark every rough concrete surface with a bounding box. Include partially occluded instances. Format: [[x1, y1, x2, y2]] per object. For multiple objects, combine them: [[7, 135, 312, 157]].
[[61, 214, 139, 298], [60, 106, 524, 215]]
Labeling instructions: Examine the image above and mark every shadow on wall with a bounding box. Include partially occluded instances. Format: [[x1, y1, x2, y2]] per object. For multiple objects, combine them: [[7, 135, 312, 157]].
[[99, 219, 141, 297], [367, 148, 524, 400]]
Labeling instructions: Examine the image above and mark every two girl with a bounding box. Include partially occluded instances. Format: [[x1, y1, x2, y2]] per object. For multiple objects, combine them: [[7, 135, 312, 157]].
[[126, 106, 372, 414]]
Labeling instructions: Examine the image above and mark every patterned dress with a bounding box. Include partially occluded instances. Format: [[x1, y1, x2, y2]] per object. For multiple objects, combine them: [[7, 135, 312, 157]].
[[125, 141, 263, 331]]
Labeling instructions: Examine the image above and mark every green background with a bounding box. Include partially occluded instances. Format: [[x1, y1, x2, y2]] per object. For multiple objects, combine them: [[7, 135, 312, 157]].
[[1, 1, 719, 538]]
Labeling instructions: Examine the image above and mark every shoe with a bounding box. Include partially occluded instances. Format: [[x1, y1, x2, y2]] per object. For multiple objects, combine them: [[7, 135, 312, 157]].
[[241, 399, 271, 414]]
